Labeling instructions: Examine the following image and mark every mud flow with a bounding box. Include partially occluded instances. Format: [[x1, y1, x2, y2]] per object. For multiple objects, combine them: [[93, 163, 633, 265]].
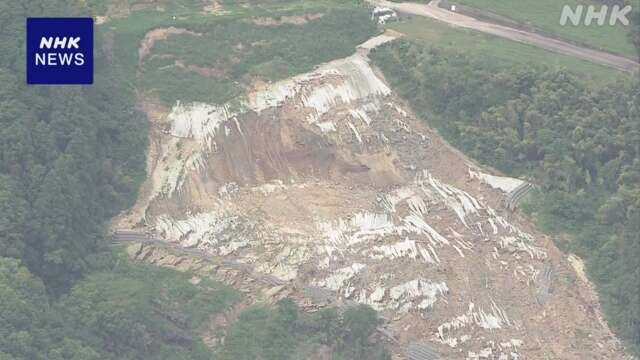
[[114, 34, 627, 359]]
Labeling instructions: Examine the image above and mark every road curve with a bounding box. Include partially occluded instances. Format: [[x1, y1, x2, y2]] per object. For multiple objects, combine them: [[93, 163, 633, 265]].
[[369, 0, 640, 72]]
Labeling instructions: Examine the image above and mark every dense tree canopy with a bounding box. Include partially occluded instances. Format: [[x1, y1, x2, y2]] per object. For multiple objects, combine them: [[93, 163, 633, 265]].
[[0, 2, 390, 359], [219, 301, 390, 360], [0, 256, 239, 360], [0, 0, 146, 291], [0, 1, 226, 358]]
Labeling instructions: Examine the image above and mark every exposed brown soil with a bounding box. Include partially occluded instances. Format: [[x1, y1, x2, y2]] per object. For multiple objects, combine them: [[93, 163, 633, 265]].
[[138, 27, 201, 65], [246, 13, 324, 26], [116, 32, 632, 359]]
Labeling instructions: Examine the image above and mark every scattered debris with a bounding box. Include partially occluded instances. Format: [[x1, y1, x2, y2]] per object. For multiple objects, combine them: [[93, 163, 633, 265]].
[[372, 7, 398, 24], [114, 33, 627, 359]]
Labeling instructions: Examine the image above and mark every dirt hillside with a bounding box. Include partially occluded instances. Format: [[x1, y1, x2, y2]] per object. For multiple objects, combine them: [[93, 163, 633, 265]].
[[114, 33, 629, 359]]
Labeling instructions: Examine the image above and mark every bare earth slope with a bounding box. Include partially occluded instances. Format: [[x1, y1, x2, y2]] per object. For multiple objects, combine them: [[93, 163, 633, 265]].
[[115, 33, 629, 359], [368, 0, 639, 72]]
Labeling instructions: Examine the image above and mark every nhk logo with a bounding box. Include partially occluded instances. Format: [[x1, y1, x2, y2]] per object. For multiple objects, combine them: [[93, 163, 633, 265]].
[[560, 5, 633, 26], [27, 18, 93, 84], [36, 37, 85, 66]]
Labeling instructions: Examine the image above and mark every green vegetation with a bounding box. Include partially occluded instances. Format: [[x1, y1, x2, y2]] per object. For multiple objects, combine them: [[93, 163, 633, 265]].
[[140, 8, 377, 104], [1, 1, 389, 359], [387, 16, 623, 84], [632, 7, 640, 57], [102, 0, 377, 105], [372, 39, 640, 352], [1, 0, 241, 357], [0, 256, 239, 359], [452, 0, 639, 57], [59, 261, 239, 359], [0, 0, 147, 291], [218, 301, 390, 360]]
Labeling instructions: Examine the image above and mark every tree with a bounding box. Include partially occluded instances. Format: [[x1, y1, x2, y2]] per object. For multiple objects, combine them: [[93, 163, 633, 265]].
[[0, 258, 51, 360], [342, 304, 380, 359]]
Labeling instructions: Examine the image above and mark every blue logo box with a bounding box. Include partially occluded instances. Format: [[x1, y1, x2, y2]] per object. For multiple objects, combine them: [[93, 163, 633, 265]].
[[26, 17, 93, 85]]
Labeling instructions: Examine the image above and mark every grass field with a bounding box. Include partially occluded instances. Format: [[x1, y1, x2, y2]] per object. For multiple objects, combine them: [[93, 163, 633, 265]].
[[99, 0, 376, 105], [387, 16, 624, 84], [453, 0, 638, 58]]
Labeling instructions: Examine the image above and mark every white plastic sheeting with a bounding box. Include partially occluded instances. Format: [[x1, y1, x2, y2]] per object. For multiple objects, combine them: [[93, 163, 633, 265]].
[[437, 300, 512, 348], [156, 48, 392, 199], [355, 279, 448, 313], [469, 168, 525, 193], [313, 263, 366, 292]]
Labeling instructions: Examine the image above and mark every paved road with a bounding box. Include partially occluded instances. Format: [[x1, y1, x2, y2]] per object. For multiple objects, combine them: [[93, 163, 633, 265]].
[[370, 0, 639, 72]]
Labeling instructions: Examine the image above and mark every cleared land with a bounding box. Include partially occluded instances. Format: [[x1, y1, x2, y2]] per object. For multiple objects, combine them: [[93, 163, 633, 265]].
[[387, 16, 624, 84], [371, 0, 639, 72], [454, 0, 639, 58]]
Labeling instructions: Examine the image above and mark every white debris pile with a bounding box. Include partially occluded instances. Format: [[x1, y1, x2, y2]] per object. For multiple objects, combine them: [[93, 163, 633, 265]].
[[416, 170, 546, 261], [388, 279, 449, 312], [155, 211, 252, 255], [368, 238, 420, 260], [299, 54, 391, 124], [313, 263, 366, 298], [169, 102, 236, 146], [466, 340, 523, 360], [469, 168, 525, 193], [419, 170, 482, 227], [153, 46, 393, 199], [311, 168, 547, 308], [499, 236, 547, 260], [380, 186, 420, 213], [354, 279, 449, 313], [251, 180, 288, 195], [318, 212, 396, 257], [371, 7, 398, 24], [349, 107, 374, 126], [436, 301, 512, 348]]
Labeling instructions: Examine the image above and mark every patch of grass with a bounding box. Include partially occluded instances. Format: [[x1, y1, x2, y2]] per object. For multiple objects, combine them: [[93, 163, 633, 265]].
[[142, 8, 376, 104], [100, 0, 377, 105], [387, 16, 624, 84], [453, 0, 638, 58], [140, 64, 241, 104]]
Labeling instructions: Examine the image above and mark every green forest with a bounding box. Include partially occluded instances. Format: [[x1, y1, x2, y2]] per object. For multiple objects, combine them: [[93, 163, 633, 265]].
[[371, 37, 640, 351], [218, 301, 390, 360], [0, 0, 389, 358], [1, 0, 225, 358]]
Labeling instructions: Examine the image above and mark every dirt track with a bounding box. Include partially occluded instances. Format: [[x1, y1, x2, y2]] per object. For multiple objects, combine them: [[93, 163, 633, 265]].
[[370, 0, 640, 72]]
